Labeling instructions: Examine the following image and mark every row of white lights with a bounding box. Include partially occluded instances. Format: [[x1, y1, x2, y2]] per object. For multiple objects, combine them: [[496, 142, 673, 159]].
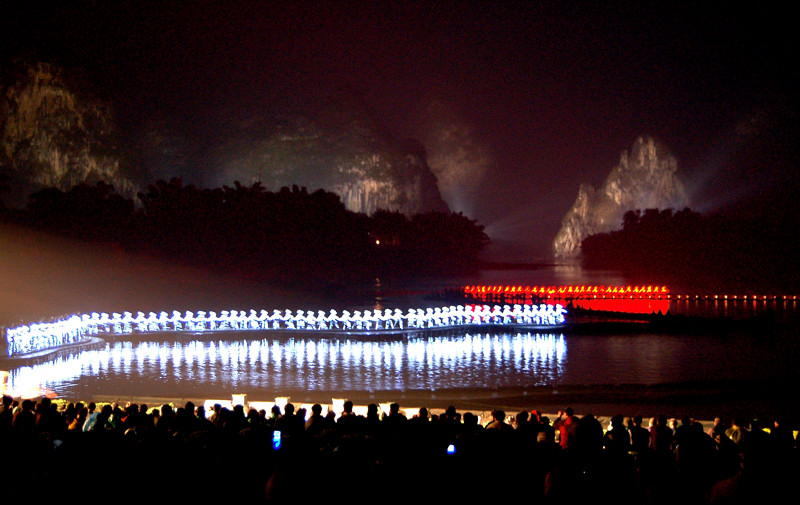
[[4, 304, 567, 357]]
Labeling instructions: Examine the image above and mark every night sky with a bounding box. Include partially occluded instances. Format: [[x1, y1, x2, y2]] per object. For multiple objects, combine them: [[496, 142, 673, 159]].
[[2, 1, 797, 257]]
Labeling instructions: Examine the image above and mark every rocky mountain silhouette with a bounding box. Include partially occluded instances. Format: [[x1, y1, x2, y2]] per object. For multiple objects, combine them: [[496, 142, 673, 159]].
[[207, 94, 449, 216], [0, 62, 136, 207], [553, 136, 689, 257]]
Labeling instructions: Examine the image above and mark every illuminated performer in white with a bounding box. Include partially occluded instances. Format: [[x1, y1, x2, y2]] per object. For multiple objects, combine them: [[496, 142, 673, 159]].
[[369, 309, 380, 329], [247, 310, 256, 329], [499, 305, 510, 324], [268, 310, 281, 329], [170, 311, 183, 331], [313, 310, 322, 329], [257, 310, 269, 329], [479, 305, 491, 324], [216, 311, 229, 330], [393, 308, 404, 329], [232, 310, 244, 330], [194, 311, 206, 331], [232, 309, 244, 329], [282, 310, 294, 329], [465, 305, 477, 324], [82, 313, 94, 334], [133, 312, 145, 332], [453, 305, 465, 325], [510, 304, 521, 324], [379, 309, 391, 330], [341, 310, 352, 330], [553, 304, 567, 324], [408, 308, 422, 329], [361, 310, 372, 330], [121, 311, 134, 333], [294, 310, 305, 329], [523, 305, 534, 324], [327, 309, 339, 329], [305, 310, 317, 330], [422, 308, 432, 328]]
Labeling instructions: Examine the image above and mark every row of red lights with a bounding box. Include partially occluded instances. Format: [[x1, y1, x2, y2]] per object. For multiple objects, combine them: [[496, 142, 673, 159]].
[[464, 285, 669, 296], [673, 294, 799, 301], [462, 285, 798, 301]]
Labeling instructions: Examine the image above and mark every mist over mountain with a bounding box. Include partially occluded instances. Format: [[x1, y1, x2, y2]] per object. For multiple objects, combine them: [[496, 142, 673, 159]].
[[206, 94, 448, 216], [0, 62, 137, 207], [0, 61, 448, 218], [553, 137, 690, 257]]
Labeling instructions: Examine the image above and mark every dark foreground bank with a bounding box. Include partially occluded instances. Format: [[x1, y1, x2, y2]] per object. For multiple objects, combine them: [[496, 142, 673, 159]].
[[2, 395, 798, 503]]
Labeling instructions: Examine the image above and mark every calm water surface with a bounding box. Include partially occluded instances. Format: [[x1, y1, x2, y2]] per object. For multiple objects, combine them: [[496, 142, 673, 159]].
[[3, 266, 798, 400], [5, 325, 798, 401]]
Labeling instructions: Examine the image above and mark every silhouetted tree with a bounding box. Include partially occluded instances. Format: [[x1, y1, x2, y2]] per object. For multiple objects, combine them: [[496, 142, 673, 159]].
[[16, 177, 491, 283], [582, 207, 800, 291], [26, 181, 134, 243]]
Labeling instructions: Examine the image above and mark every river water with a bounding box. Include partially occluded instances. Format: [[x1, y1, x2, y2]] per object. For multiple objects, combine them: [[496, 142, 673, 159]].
[[2, 265, 799, 402]]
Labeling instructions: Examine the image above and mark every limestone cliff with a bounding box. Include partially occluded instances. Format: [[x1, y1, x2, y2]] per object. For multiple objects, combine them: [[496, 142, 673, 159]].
[[0, 62, 136, 206], [553, 136, 689, 257], [209, 99, 448, 216], [1, 63, 448, 217]]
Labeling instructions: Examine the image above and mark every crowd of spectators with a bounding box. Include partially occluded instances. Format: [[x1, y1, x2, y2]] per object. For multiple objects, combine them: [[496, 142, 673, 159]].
[[1, 395, 797, 503]]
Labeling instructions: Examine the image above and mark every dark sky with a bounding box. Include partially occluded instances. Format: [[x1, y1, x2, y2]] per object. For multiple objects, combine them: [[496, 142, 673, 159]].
[[2, 1, 797, 257]]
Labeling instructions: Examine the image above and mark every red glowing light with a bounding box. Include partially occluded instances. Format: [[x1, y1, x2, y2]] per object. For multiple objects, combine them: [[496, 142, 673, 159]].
[[462, 284, 670, 300]]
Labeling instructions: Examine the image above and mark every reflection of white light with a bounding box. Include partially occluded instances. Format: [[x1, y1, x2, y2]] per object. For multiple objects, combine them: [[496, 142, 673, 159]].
[[172, 345, 182, 369], [5, 330, 570, 398], [238, 341, 248, 367], [270, 341, 281, 364]]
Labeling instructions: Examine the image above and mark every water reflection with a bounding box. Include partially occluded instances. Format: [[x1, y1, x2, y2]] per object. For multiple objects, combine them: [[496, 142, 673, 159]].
[[6, 321, 797, 401], [6, 332, 567, 399], [572, 299, 670, 314]]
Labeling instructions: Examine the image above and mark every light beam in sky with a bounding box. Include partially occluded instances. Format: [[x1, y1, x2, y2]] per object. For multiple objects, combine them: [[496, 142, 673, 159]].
[[414, 99, 495, 216]]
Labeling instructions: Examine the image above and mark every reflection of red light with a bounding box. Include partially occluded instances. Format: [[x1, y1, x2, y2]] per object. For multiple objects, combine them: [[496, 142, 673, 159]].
[[574, 299, 670, 314]]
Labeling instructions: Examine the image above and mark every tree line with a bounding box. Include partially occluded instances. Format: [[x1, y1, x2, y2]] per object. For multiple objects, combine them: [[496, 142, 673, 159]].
[[581, 208, 799, 291], [1, 179, 489, 284]]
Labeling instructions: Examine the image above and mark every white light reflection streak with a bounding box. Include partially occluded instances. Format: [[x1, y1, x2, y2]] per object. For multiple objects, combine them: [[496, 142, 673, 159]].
[[5, 333, 567, 396]]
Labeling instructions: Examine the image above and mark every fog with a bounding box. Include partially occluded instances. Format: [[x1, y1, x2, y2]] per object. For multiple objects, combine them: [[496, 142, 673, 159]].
[[0, 223, 317, 328]]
